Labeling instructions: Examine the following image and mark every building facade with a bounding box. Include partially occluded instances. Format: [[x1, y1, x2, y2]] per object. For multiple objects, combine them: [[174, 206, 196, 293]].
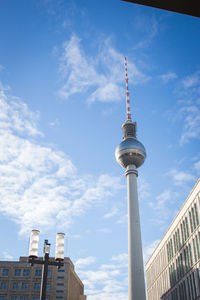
[[0, 256, 86, 300], [145, 178, 200, 300]]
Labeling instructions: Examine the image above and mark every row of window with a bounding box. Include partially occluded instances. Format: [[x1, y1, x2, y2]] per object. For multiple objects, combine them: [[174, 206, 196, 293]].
[[166, 200, 200, 263], [169, 242, 194, 286], [0, 282, 51, 291], [162, 269, 200, 300], [0, 269, 51, 278]]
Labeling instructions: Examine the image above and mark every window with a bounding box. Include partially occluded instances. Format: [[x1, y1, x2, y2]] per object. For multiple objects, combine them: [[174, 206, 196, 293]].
[[11, 297, 18, 300], [194, 203, 199, 225], [196, 234, 200, 259], [23, 269, 30, 276], [14, 269, 21, 276], [56, 283, 64, 286], [56, 290, 64, 293], [0, 297, 6, 300], [46, 283, 50, 291], [193, 238, 198, 263], [48, 269, 51, 278], [20, 297, 28, 300], [57, 269, 64, 272], [189, 243, 193, 266], [34, 282, 40, 290], [0, 282, 7, 290], [13, 282, 19, 290], [35, 269, 42, 277], [57, 276, 64, 279], [21, 282, 28, 290], [56, 297, 63, 299], [2, 269, 9, 276], [189, 211, 194, 233], [32, 297, 39, 300]]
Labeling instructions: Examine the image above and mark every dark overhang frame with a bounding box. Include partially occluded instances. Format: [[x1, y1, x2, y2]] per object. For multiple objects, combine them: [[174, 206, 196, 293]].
[[121, 0, 200, 18]]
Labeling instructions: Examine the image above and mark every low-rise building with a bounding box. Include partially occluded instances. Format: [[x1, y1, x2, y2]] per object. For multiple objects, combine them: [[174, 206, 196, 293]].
[[0, 256, 86, 300]]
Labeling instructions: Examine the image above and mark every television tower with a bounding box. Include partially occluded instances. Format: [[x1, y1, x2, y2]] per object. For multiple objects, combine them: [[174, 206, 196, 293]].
[[115, 57, 146, 300]]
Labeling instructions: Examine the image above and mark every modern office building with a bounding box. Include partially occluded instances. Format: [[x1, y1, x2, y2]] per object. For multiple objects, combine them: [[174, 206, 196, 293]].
[[145, 178, 200, 300], [0, 256, 86, 300]]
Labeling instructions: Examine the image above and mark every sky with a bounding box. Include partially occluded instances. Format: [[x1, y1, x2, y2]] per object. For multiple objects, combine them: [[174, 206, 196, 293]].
[[0, 0, 200, 299]]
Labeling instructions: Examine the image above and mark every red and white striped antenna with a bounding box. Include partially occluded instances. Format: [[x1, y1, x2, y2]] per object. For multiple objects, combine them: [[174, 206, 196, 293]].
[[124, 57, 132, 121]]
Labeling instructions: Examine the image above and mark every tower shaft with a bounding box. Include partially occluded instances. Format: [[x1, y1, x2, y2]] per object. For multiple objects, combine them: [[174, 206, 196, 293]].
[[126, 165, 146, 300]]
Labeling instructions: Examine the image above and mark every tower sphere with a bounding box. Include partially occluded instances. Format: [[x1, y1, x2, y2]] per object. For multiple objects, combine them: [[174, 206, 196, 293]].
[[115, 137, 146, 169]]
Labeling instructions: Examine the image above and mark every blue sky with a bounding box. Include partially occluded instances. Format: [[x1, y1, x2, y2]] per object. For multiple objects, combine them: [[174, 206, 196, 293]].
[[0, 0, 200, 299]]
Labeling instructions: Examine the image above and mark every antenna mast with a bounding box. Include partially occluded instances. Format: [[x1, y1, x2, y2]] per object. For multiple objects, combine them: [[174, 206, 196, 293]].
[[125, 57, 132, 121]]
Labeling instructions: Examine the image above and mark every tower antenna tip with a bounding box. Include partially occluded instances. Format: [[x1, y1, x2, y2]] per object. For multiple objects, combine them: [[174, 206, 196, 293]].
[[124, 57, 131, 121]]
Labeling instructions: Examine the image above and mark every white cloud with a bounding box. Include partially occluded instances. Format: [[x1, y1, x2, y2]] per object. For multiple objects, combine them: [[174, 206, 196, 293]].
[[160, 72, 178, 83], [0, 85, 122, 235], [138, 177, 151, 200], [77, 257, 128, 300], [0, 86, 42, 137], [2, 251, 14, 261], [97, 228, 111, 234], [173, 70, 200, 144], [103, 207, 118, 219], [117, 213, 128, 224], [182, 71, 200, 89], [179, 104, 200, 144], [166, 169, 195, 186], [143, 240, 160, 262], [194, 161, 200, 174], [58, 35, 149, 104], [111, 253, 128, 263], [75, 256, 96, 268], [148, 189, 176, 224], [133, 15, 159, 50]]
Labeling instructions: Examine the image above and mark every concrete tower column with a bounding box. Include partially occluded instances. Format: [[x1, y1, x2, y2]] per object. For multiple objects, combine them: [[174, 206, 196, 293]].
[[126, 164, 146, 300]]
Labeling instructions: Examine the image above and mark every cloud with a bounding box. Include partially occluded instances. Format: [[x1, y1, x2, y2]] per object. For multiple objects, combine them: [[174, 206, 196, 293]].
[[103, 207, 118, 219], [97, 228, 111, 234], [111, 253, 128, 263], [172, 70, 200, 144], [133, 15, 159, 50], [58, 35, 149, 104], [182, 71, 200, 89], [194, 161, 200, 174], [0, 84, 122, 235], [179, 103, 200, 144], [0, 86, 42, 137], [76, 255, 128, 300], [159, 72, 178, 83], [148, 189, 177, 225], [138, 177, 151, 200], [2, 251, 15, 261], [75, 256, 96, 268], [143, 240, 160, 262], [166, 169, 195, 186]]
